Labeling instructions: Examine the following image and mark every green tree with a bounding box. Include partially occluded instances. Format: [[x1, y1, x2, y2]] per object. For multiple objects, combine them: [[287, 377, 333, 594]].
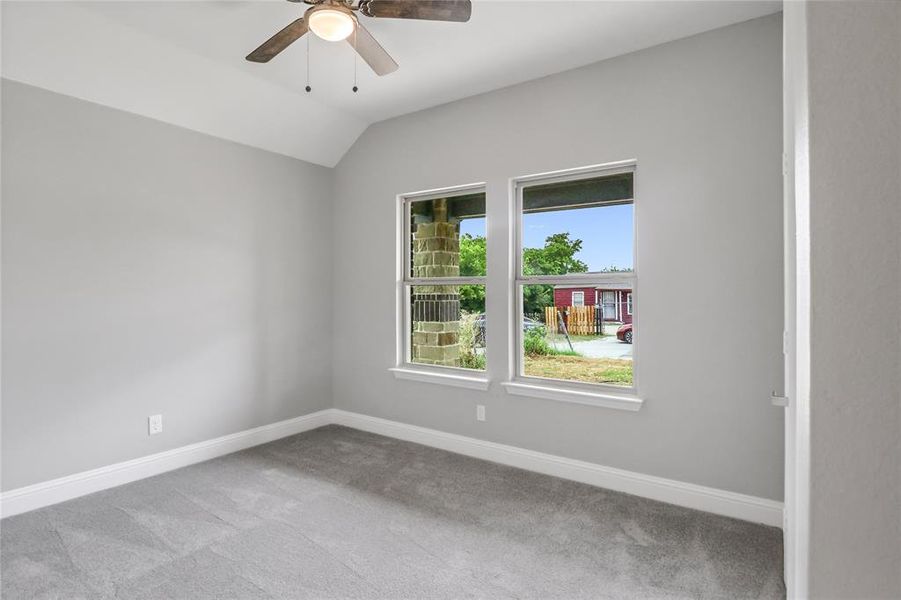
[[522, 284, 554, 316], [600, 265, 632, 272], [459, 233, 486, 277], [522, 233, 587, 314], [459, 284, 485, 314], [457, 232, 589, 315], [459, 234, 486, 313], [522, 233, 588, 276]]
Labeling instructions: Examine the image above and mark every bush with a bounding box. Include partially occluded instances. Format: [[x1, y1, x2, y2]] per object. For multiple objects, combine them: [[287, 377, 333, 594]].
[[523, 327, 552, 356], [459, 312, 486, 370], [524, 326, 582, 357], [460, 352, 486, 370]]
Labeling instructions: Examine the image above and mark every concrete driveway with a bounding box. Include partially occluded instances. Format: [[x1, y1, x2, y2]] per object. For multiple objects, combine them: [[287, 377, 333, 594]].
[[549, 335, 633, 359]]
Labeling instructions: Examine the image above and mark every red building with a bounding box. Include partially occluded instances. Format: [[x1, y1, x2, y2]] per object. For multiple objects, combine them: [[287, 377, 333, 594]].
[[553, 283, 633, 324]]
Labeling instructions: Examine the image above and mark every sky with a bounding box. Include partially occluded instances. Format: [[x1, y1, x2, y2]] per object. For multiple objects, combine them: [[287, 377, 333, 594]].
[[459, 204, 634, 272]]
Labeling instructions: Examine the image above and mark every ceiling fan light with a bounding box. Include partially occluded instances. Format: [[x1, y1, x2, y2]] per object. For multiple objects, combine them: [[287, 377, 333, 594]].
[[308, 8, 355, 42]]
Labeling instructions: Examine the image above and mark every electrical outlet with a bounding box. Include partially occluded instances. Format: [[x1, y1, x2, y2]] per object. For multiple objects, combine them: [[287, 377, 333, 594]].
[[148, 414, 163, 436], [476, 405, 486, 422]]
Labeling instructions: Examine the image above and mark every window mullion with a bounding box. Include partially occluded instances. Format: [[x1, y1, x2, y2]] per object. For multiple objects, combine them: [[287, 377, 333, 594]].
[[518, 275, 634, 286], [405, 277, 486, 286]]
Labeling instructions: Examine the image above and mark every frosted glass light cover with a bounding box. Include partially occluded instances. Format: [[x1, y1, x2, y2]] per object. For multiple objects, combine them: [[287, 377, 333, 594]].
[[308, 9, 354, 42]]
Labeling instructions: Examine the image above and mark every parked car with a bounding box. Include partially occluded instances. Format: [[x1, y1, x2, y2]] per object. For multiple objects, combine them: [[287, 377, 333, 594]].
[[473, 314, 542, 345], [616, 323, 633, 344]]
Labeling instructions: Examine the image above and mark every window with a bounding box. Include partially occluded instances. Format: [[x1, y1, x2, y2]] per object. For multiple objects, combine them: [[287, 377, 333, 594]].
[[398, 186, 487, 376], [602, 290, 617, 319], [514, 164, 636, 391], [392, 164, 639, 406]]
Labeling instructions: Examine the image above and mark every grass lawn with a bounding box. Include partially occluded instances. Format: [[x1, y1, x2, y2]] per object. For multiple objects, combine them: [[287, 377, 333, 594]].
[[548, 334, 613, 343], [524, 354, 633, 386]]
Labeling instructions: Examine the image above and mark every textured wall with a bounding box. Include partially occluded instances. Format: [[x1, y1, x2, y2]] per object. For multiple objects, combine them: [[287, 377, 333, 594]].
[[1, 80, 334, 490], [806, 2, 901, 597], [332, 15, 785, 500]]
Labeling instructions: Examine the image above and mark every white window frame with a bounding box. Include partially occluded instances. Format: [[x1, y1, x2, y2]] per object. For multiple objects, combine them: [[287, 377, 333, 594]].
[[503, 161, 641, 409], [571, 291, 585, 307], [390, 182, 489, 390], [626, 292, 633, 316]]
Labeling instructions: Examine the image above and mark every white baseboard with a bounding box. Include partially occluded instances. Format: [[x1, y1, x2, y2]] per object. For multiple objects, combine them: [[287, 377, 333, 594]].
[[331, 410, 784, 528], [2, 408, 783, 528], [0, 409, 333, 519]]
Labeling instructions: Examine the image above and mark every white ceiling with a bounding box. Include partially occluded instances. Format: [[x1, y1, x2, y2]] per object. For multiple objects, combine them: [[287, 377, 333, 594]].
[[2, 0, 781, 167]]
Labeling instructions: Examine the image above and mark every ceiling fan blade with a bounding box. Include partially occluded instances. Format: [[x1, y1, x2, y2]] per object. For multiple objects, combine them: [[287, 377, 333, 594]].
[[362, 0, 472, 22], [349, 22, 399, 76], [246, 18, 308, 63]]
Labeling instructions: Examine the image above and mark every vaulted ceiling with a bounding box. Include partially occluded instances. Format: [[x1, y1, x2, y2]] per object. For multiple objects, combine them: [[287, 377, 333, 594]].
[[1, 1, 781, 167]]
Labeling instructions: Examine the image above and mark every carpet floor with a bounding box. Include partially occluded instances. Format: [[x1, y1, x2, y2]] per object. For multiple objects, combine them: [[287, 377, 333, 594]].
[[1, 425, 785, 599]]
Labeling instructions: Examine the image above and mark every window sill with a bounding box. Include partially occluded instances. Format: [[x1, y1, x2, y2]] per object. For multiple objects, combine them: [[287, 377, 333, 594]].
[[389, 367, 490, 391], [501, 381, 643, 411]]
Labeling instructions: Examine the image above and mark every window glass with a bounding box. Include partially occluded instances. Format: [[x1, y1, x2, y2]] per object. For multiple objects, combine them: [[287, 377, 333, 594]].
[[409, 284, 486, 371], [405, 189, 487, 373], [522, 174, 633, 276], [521, 286, 633, 386], [517, 169, 635, 389]]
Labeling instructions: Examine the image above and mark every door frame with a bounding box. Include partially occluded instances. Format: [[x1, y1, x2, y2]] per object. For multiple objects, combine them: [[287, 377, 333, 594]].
[[783, 3, 811, 598]]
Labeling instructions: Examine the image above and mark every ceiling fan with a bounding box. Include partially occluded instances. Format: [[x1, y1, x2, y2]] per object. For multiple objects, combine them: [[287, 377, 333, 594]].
[[246, 0, 473, 76]]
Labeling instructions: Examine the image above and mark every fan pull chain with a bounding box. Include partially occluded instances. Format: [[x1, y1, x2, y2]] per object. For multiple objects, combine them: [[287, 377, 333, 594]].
[[352, 27, 359, 93], [305, 35, 312, 93]]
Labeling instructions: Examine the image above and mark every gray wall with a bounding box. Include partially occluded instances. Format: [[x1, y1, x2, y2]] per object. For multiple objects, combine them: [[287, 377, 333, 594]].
[[1, 80, 333, 491], [806, 2, 901, 597], [1, 15, 786, 503], [332, 15, 784, 500]]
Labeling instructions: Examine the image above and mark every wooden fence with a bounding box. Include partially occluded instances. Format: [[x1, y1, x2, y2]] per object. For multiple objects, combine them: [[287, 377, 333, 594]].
[[543, 306, 604, 335]]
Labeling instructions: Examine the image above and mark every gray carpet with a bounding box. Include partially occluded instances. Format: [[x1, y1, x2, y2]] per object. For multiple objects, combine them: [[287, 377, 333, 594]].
[[1, 425, 785, 599]]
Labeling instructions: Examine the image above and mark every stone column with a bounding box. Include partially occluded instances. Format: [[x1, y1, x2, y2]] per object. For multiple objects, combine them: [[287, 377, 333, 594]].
[[412, 199, 461, 367]]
